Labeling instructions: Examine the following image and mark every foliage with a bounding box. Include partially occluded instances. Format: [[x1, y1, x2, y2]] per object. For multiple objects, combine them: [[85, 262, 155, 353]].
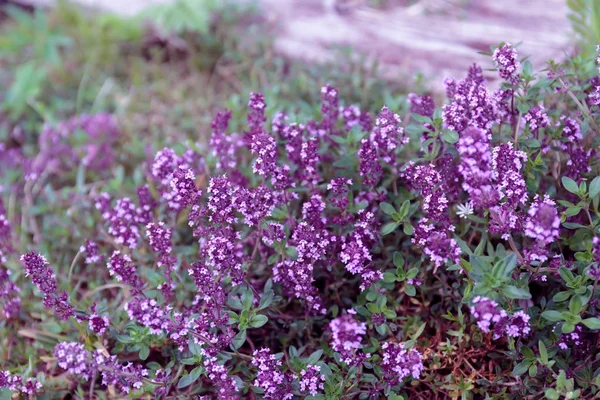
[[568, 0, 600, 57], [3, 3, 600, 400]]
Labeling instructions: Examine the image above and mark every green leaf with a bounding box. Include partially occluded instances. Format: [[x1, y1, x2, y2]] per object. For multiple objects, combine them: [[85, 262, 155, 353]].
[[382, 272, 397, 283], [558, 267, 575, 284], [552, 291, 571, 302], [307, 350, 323, 364], [258, 291, 274, 310], [528, 363, 538, 377], [177, 366, 203, 389], [403, 223, 414, 235], [590, 176, 600, 198], [493, 253, 518, 278], [406, 268, 419, 280], [562, 322, 575, 333], [398, 200, 410, 220], [541, 310, 564, 322], [189, 338, 203, 357], [139, 346, 150, 360], [582, 317, 600, 329], [411, 113, 432, 124], [249, 315, 268, 328], [562, 176, 580, 194], [380, 202, 396, 216], [366, 303, 380, 314], [411, 322, 426, 340], [538, 340, 549, 365], [569, 295, 583, 315], [544, 388, 559, 400], [522, 60, 533, 76], [393, 252, 404, 268], [231, 330, 246, 350], [381, 222, 399, 235], [404, 284, 416, 296], [502, 285, 531, 300], [441, 130, 459, 144], [513, 360, 531, 376]]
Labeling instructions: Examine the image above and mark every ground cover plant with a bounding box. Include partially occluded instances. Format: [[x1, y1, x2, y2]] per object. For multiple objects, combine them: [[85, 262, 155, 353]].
[[3, 2, 600, 400]]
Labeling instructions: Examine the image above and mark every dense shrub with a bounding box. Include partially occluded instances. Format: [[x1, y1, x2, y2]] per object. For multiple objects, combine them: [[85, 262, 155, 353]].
[[2, 42, 600, 399]]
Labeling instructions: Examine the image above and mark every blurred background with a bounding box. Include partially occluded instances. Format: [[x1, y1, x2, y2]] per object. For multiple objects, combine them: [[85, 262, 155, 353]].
[[0, 0, 598, 145]]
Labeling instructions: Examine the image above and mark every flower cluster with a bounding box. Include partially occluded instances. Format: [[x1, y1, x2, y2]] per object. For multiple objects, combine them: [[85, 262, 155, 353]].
[[298, 365, 325, 397], [524, 195, 560, 262], [0, 267, 20, 319], [493, 43, 520, 85], [8, 41, 600, 399], [36, 113, 119, 175], [251, 348, 293, 400], [470, 296, 530, 339], [404, 163, 461, 268], [20, 252, 74, 319], [380, 342, 424, 387], [329, 312, 367, 363], [0, 371, 41, 397], [443, 64, 497, 133]]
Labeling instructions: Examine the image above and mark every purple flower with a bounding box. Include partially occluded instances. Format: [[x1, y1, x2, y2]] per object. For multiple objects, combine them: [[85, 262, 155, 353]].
[[370, 106, 407, 166], [523, 105, 550, 135], [525, 195, 560, 245], [262, 222, 286, 247], [491, 142, 528, 206], [443, 65, 497, 133], [299, 365, 325, 397], [204, 175, 238, 225], [327, 177, 352, 211], [20, 252, 57, 295], [559, 116, 592, 181], [321, 84, 339, 134], [152, 148, 181, 187], [456, 126, 496, 209], [107, 198, 141, 249], [210, 109, 242, 171], [89, 313, 110, 335], [380, 342, 424, 386], [54, 342, 94, 380], [107, 251, 143, 292], [251, 348, 293, 400], [125, 297, 169, 335], [341, 105, 372, 132], [43, 291, 75, 320], [470, 296, 507, 333], [146, 222, 173, 256], [163, 165, 201, 210], [0, 266, 20, 319], [504, 310, 531, 338], [136, 185, 157, 225], [37, 113, 119, 174], [408, 93, 435, 118], [493, 43, 521, 85], [413, 220, 461, 268], [358, 138, 382, 186], [188, 261, 226, 305], [273, 260, 324, 315], [329, 313, 366, 363], [235, 185, 276, 227], [0, 371, 41, 396], [250, 131, 278, 178], [97, 353, 148, 395], [488, 203, 523, 240], [299, 137, 321, 185], [247, 92, 267, 137], [80, 240, 101, 264]]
